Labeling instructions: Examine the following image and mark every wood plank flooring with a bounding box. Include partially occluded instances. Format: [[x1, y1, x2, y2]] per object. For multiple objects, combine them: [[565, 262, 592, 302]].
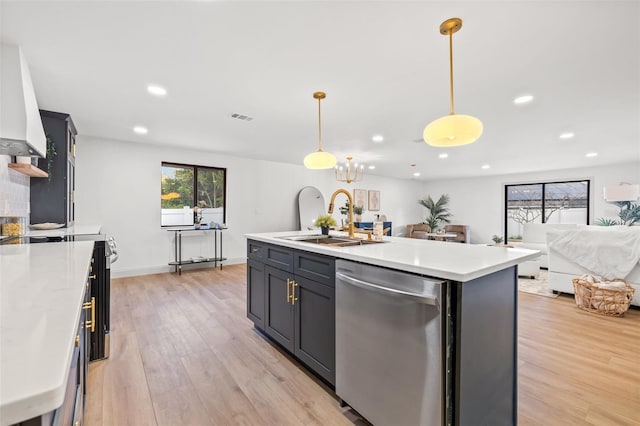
[[86, 264, 640, 425]]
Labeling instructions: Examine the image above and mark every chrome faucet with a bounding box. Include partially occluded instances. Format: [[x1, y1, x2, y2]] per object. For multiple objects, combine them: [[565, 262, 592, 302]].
[[328, 189, 355, 238]]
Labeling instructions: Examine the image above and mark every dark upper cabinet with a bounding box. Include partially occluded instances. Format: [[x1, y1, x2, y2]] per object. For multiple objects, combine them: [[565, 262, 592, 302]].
[[30, 110, 77, 226]]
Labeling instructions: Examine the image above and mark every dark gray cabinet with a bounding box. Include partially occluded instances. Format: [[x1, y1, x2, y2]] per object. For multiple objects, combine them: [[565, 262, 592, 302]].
[[294, 275, 335, 383], [53, 280, 90, 426], [31, 110, 77, 227], [246, 259, 266, 329], [264, 265, 295, 352], [247, 240, 335, 385], [18, 280, 90, 426]]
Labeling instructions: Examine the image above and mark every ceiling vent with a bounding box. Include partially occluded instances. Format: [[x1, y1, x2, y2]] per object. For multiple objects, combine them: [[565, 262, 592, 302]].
[[231, 113, 253, 121]]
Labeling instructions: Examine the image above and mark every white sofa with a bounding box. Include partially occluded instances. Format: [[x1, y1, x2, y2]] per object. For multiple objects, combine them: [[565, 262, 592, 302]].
[[518, 223, 579, 268], [547, 226, 640, 307]]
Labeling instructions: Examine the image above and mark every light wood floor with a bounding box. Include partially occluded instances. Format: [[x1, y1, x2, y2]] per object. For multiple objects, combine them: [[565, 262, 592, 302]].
[[86, 264, 640, 426]]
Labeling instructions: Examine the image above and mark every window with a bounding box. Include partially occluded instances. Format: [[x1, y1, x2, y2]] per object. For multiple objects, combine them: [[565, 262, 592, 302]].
[[161, 162, 226, 226], [504, 180, 589, 242]]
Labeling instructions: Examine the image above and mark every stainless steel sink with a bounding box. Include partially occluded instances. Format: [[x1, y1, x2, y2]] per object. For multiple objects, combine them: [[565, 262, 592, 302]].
[[279, 235, 387, 247]]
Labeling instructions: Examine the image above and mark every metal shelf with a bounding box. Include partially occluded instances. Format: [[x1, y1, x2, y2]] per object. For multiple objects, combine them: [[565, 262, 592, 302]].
[[166, 227, 227, 274], [168, 257, 227, 266]]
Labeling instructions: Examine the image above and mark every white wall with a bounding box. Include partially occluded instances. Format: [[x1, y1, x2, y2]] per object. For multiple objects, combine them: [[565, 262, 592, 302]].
[[0, 155, 30, 216], [421, 162, 640, 244], [75, 136, 425, 277]]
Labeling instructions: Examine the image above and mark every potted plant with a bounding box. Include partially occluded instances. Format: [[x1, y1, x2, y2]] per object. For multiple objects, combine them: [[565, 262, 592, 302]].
[[492, 235, 504, 245], [314, 214, 337, 235], [418, 194, 452, 232], [353, 205, 363, 222], [596, 201, 640, 226], [338, 201, 350, 226]]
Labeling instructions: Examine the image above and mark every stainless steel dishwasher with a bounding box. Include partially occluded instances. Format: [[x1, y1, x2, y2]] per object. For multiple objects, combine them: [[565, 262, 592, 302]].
[[335, 259, 445, 426]]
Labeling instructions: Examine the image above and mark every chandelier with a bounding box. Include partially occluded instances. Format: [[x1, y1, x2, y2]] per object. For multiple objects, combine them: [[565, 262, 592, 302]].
[[423, 18, 483, 147], [335, 156, 364, 183]]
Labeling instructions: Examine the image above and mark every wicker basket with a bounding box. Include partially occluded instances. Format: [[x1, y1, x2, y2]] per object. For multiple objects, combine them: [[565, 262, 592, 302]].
[[572, 277, 635, 317]]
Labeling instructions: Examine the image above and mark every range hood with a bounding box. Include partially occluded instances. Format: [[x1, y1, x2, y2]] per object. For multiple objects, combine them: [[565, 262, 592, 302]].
[[0, 44, 46, 157]]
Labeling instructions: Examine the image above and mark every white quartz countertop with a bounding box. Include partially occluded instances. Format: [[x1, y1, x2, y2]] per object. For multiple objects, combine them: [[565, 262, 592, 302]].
[[0, 241, 95, 426], [25, 224, 102, 238], [246, 231, 540, 282]]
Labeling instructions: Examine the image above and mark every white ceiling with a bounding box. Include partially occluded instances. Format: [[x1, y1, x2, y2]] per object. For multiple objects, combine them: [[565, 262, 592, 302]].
[[1, 1, 639, 181]]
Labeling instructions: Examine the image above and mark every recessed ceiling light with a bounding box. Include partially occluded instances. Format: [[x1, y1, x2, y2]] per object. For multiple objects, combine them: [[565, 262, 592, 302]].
[[513, 94, 534, 105], [481, 164, 490, 169], [586, 152, 598, 158], [559, 132, 575, 139], [439, 153, 448, 159], [147, 85, 167, 97], [133, 126, 148, 135], [368, 165, 376, 170], [372, 135, 384, 143], [413, 172, 421, 177]]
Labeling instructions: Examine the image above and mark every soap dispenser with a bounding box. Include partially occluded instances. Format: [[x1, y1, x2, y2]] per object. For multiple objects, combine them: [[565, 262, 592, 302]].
[[373, 214, 383, 241]]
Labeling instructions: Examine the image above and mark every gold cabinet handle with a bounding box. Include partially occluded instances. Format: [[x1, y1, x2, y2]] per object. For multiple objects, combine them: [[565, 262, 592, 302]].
[[75, 335, 80, 347], [84, 297, 95, 332], [286, 278, 291, 302], [89, 274, 97, 280], [292, 281, 299, 305]]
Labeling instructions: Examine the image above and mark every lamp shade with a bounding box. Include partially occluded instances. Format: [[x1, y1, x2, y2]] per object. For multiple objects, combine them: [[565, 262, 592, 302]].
[[603, 184, 640, 202], [424, 114, 483, 147], [304, 150, 337, 169]]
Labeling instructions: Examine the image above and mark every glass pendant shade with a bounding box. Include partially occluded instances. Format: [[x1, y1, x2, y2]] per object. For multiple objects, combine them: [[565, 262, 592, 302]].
[[304, 150, 337, 169], [603, 184, 640, 202], [424, 18, 482, 148], [305, 91, 336, 169], [423, 114, 483, 147]]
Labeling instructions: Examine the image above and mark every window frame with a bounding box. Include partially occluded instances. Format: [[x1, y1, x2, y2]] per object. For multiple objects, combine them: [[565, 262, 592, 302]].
[[503, 179, 590, 242], [161, 161, 227, 227]]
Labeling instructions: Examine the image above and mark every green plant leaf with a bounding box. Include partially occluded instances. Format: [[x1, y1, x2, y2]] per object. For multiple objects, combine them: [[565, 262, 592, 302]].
[[314, 214, 337, 227], [418, 194, 452, 231]]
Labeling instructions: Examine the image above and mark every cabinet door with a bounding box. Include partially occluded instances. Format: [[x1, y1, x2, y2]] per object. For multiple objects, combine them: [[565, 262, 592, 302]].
[[247, 259, 266, 329], [293, 275, 335, 385], [264, 266, 294, 351]]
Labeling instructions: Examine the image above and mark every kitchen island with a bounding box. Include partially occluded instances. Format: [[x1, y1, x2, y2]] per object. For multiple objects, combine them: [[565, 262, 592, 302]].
[[246, 230, 539, 426], [0, 241, 94, 426]]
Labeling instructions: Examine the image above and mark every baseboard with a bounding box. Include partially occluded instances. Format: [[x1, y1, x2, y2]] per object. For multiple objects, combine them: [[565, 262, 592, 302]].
[[111, 257, 247, 278]]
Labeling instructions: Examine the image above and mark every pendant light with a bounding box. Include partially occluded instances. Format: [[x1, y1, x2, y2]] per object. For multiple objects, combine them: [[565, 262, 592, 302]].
[[424, 18, 483, 147], [304, 91, 337, 169]]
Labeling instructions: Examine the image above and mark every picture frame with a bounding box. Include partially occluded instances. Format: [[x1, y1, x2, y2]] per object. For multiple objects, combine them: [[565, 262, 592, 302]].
[[353, 189, 367, 210], [368, 190, 380, 211]]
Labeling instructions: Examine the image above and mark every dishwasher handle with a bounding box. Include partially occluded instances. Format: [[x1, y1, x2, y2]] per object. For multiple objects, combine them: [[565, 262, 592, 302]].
[[336, 272, 439, 306]]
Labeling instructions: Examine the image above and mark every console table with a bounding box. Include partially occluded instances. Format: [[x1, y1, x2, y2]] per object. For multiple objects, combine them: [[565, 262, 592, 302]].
[[166, 226, 227, 275], [353, 221, 392, 235]]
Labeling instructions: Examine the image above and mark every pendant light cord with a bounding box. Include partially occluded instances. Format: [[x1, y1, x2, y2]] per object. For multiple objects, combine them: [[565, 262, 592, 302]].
[[449, 30, 455, 115], [317, 97, 323, 151]]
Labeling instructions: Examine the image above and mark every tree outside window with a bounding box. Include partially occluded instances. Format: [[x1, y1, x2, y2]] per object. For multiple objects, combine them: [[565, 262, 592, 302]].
[[505, 180, 589, 242], [161, 162, 226, 226]]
